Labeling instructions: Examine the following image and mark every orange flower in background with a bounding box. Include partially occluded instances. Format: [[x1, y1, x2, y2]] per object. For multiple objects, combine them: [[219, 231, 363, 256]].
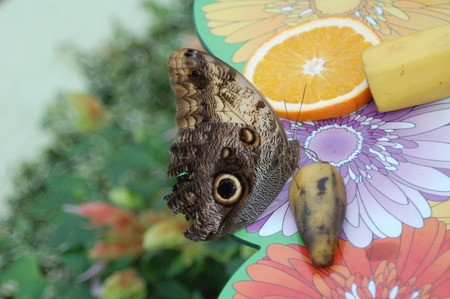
[[233, 218, 450, 298], [203, 0, 450, 63], [67, 202, 145, 260]]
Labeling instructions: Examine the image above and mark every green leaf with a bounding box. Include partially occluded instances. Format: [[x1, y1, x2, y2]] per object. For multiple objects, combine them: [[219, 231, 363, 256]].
[[153, 280, 190, 299], [45, 174, 88, 196], [108, 187, 143, 210], [58, 249, 91, 276], [52, 282, 93, 299], [49, 214, 96, 251], [0, 255, 47, 299]]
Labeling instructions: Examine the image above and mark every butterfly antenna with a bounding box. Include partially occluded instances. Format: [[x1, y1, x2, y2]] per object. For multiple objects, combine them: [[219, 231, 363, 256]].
[[288, 84, 308, 173], [302, 147, 323, 163], [289, 84, 307, 140]]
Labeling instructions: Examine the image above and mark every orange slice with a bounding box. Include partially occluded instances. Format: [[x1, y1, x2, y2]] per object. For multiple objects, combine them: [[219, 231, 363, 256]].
[[244, 17, 381, 121]]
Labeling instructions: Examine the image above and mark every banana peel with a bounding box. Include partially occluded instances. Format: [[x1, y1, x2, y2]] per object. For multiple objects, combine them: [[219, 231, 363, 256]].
[[289, 162, 347, 267]]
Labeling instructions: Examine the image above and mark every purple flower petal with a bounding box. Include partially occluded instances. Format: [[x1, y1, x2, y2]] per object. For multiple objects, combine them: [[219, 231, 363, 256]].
[[421, 192, 449, 202], [249, 96, 450, 249], [282, 208, 297, 236], [406, 126, 450, 142], [402, 97, 450, 119], [342, 215, 373, 248], [365, 177, 424, 228], [255, 184, 290, 220], [398, 184, 432, 218], [345, 192, 360, 227], [258, 201, 289, 236], [381, 106, 413, 122], [247, 215, 269, 233], [379, 121, 416, 130], [404, 153, 450, 169], [366, 171, 408, 204], [340, 164, 349, 178], [401, 141, 450, 163], [358, 182, 402, 238], [393, 162, 450, 194], [398, 110, 450, 136], [394, 139, 418, 148], [357, 153, 371, 165]]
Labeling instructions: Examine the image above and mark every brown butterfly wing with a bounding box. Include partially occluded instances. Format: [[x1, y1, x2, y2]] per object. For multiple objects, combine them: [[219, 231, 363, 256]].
[[165, 48, 299, 241]]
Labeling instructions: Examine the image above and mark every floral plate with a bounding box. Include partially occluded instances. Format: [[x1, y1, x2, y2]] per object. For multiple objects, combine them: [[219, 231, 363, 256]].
[[193, 1, 450, 297]]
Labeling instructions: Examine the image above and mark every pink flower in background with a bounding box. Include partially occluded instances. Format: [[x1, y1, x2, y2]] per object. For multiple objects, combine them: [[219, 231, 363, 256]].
[[248, 98, 450, 247]]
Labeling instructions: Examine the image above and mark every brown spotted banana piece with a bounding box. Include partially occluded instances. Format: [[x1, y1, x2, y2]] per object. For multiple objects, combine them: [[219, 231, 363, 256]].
[[288, 162, 346, 267]]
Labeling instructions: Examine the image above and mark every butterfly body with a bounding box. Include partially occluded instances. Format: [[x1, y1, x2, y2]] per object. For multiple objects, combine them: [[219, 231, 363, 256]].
[[165, 49, 299, 241]]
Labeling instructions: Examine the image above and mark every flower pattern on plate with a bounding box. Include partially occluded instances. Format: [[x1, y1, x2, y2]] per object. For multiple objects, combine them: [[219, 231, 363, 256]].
[[248, 98, 450, 247], [234, 218, 450, 298], [202, 0, 450, 63]]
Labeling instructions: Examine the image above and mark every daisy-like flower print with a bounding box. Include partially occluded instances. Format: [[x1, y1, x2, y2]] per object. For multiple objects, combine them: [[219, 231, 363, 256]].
[[233, 218, 450, 298], [248, 98, 450, 247], [202, 0, 450, 63]]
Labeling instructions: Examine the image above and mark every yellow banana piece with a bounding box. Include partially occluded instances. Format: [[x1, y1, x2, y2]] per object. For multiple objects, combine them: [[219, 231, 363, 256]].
[[362, 23, 450, 112], [289, 162, 346, 267]]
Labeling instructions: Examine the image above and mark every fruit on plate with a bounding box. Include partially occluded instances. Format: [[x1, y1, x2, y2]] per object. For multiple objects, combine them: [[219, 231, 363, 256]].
[[288, 162, 347, 267], [362, 23, 450, 112], [244, 16, 381, 121]]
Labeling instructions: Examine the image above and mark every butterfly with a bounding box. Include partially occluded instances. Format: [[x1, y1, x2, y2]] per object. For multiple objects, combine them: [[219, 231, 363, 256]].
[[165, 48, 299, 241]]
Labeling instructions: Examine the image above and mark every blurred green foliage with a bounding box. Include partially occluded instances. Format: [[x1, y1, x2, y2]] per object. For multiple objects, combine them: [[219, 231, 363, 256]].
[[0, 1, 254, 298]]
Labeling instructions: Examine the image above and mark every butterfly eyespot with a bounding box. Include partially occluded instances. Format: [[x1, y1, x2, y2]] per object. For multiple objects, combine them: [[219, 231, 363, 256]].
[[239, 128, 258, 145], [218, 179, 235, 198], [213, 173, 243, 205]]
